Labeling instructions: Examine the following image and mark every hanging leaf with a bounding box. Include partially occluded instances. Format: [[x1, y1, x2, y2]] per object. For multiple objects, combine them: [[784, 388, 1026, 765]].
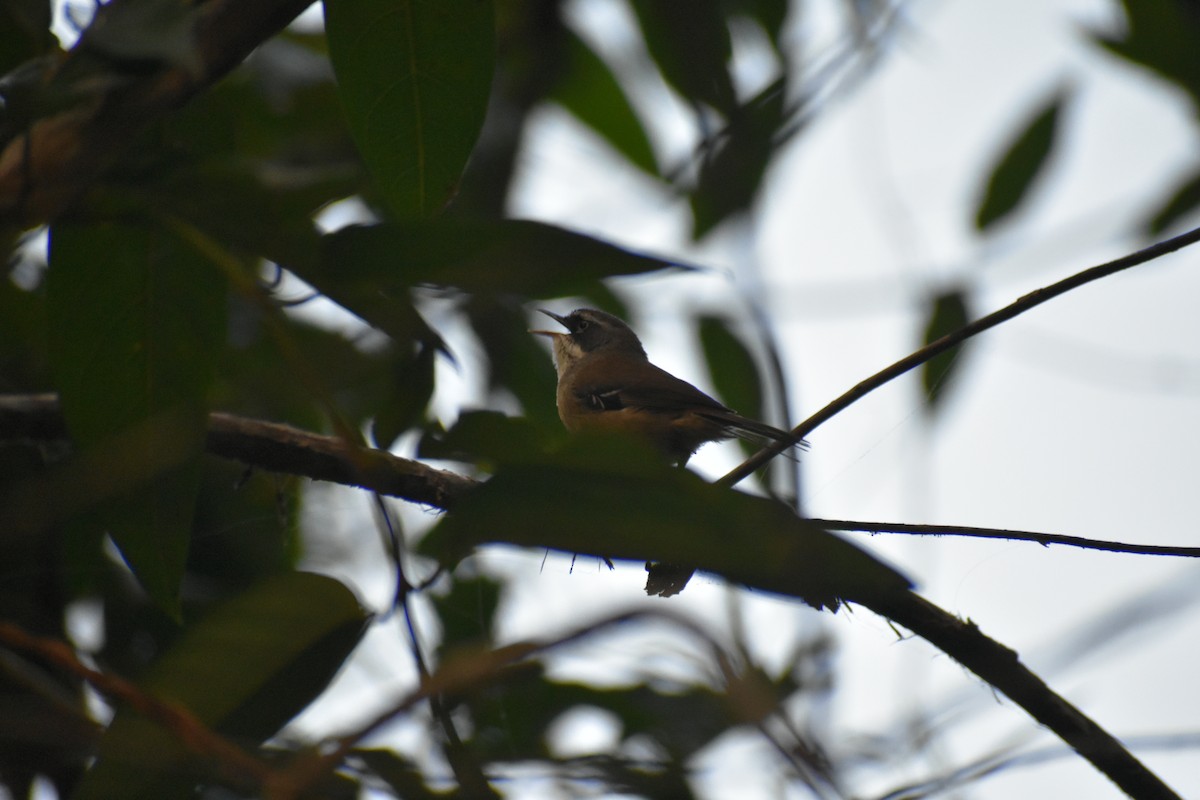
[[920, 288, 970, 417], [973, 88, 1068, 232], [1145, 165, 1200, 235], [690, 79, 786, 238], [698, 314, 769, 457], [75, 572, 369, 799], [324, 0, 495, 218], [1091, 0, 1200, 113], [316, 218, 680, 299], [629, 0, 736, 114], [0, 0, 53, 75], [47, 222, 226, 617], [549, 30, 658, 176], [432, 574, 502, 659], [371, 340, 437, 449]]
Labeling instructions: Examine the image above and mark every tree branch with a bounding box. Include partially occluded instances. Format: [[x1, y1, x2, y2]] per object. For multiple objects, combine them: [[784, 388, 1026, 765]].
[[862, 591, 1181, 800], [721, 224, 1200, 486], [818, 518, 1200, 558], [0, 394, 478, 512]]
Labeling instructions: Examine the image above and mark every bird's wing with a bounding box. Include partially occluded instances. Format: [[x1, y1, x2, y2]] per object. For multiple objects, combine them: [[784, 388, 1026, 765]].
[[575, 361, 731, 414]]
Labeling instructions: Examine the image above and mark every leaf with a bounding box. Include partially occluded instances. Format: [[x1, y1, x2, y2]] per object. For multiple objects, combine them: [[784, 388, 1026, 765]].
[[75, 572, 370, 800], [0, 0, 53, 75], [433, 574, 502, 659], [463, 673, 731, 763], [324, 0, 495, 218], [420, 433, 912, 609], [47, 222, 226, 617], [698, 314, 768, 458], [690, 79, 786, 238], [726, 0, 788, 53], [1091, 0, 1200, 113], [550, 31, 658, 176], [698, 315, 766, 423], [973, 89, 1068, 232], [370, 340, 436, 449], [461, 296, 559, 428], [354, 749, 441, 798], [1145, 165, 1200, 235], [920, 288, 970, 417], [417, 410, 556, 469], [316, 218, 680, 299], [629, 0, 736, 114]]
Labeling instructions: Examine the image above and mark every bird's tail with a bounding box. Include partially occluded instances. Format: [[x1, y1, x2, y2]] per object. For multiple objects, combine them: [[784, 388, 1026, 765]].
[[699, 410, 808, 455]]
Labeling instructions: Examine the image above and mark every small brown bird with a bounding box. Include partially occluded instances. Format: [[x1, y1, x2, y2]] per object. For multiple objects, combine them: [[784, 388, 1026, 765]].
[[531, 308, 800, 464], [531, 308, 803, 596]]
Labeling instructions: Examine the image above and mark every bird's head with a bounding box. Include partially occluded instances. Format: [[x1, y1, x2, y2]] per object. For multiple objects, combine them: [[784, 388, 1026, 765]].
[[531, 308, 647, 370]]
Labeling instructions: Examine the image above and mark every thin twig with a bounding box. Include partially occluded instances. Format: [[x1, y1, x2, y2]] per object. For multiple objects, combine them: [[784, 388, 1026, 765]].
[[721, 224, 1200, 487], [817, 518, 1200, 558], [0, 621, 273, 791], [371, 494, 497, 797], [271, 609, 714, 799]]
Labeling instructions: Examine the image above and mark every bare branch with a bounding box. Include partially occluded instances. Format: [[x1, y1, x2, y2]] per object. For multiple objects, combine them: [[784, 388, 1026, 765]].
[[721, 224, 1200, 486], [818, 518, 1200, 558], [863, 591, 1182, 800]]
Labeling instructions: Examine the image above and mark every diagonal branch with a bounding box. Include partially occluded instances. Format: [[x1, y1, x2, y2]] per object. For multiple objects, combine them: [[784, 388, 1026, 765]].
[[721, 224, 1200, 487], [818, 518, 1200, 558], [863, 590, 1181, 800]]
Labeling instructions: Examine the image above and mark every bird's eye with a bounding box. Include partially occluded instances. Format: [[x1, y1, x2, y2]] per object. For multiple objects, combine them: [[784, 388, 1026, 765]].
[[575, 319, 590, 331]]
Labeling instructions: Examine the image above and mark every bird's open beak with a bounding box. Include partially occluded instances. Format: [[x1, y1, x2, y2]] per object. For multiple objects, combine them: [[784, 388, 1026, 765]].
[[529, 308, 568, 337]]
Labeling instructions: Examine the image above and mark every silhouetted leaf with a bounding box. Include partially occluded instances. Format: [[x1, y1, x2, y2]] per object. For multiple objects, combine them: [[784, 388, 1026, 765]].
[[698, 314, 768, 458], [0, 0, 53, 75], [920, 288, 970, 417], [1092, 0, 1200, 112], [973, 89, 1067, 231], [354, 749, 441, 798], [325, 0, 495, 218], [418, 410, 556, 468], [550, 30, 658, 176], [462, 297, 560, 428], [464, 672, 730, 763], [630, 0, 736, 114], [47, 222, 226, 617], [698, 315, 766, 423], [433, 574, 502, 658], [318, 218, 680, 298], [421, 433, 911, 608], [1145, 165, 1200, 235], [728, 0, 789, 53], [371, 341, 436, 449], [75, 572, 369, 799], [691, 79, 786, 238]]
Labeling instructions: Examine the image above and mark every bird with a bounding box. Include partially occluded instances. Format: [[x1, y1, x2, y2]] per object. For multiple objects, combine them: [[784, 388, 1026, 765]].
[[531, 308, 804, 596]]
